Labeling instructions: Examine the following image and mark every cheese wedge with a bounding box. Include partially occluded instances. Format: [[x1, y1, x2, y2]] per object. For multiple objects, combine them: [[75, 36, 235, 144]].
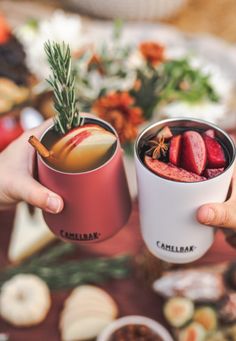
[[8, 202, 55, 264]]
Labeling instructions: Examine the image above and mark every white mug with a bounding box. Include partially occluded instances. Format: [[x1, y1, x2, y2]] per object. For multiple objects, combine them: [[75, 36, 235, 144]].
[[135, 118, 236, 264]]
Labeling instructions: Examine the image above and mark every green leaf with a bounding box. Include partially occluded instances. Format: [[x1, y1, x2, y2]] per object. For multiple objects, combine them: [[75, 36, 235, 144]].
[[44, 41, 83, 134]]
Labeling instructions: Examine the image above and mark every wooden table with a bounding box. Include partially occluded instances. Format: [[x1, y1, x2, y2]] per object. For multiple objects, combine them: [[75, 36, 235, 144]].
[[1, 199, 236, 340]]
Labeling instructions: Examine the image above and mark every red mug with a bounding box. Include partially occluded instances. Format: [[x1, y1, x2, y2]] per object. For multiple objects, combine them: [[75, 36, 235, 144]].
[[37, 116, 132, 243]]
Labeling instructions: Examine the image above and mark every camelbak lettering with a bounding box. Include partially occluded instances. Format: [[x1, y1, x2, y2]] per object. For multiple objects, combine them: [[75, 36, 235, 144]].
[[156, 241, 196, 253], [60, 230, 101, 241]]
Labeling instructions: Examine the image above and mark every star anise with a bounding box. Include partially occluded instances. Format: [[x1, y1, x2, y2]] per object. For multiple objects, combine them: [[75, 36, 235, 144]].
[[146, 136, 169, 160]]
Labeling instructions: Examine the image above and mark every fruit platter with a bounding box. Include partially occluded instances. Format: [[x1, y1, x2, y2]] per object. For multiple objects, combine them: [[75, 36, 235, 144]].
[[2, 208, 236, 341], [154, 261, 236, 340]]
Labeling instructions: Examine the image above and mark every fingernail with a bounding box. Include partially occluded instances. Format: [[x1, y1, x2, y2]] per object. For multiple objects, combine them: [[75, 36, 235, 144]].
[[46, 195, 61, 213], [204, 207, 215, 224]]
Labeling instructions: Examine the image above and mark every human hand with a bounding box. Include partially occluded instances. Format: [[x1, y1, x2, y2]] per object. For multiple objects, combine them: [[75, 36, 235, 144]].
[[197, 166, 236, 229], [0, 120, 64, 213]]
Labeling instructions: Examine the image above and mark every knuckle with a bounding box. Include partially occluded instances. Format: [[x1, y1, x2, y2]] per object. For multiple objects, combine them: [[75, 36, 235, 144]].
[[216, 207, 230, 226], [25, 186, 48, 208]]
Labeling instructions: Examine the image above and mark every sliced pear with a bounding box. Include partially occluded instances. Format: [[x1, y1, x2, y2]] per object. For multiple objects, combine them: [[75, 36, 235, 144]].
[[60, 307, 114, 331], [64, 286, 118, 318], [64, 297, 117, 317], [62, 315, 113, 341], [60, 285, 118, 339]]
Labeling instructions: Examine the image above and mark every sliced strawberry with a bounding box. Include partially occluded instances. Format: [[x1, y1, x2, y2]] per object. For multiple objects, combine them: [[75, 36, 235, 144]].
[[203, 135, 227, 168], [169, 135, 182, 166], [181, 131, 207, 175], [157, 126, 173, 140], [204, 129, 215, 138], [144, 156, 206, 182], [204, 168, 224, 179]]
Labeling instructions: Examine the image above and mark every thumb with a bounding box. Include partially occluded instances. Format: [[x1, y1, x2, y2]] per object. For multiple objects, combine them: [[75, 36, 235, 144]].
[[197, 201, 236, 229], [12, 176, 64, 214]]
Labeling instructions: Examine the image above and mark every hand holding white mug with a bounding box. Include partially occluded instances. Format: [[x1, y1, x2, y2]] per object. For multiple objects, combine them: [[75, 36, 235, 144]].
[[0, 120, 64, 213], [197, 166, 236, 229]]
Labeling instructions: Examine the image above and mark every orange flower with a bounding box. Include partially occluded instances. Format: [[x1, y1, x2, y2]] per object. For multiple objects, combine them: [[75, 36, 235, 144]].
[[88, 53, 105, 75], [92, 92, 144, 144], [139, 41, 165, 66], [0, 14, 11, 44]]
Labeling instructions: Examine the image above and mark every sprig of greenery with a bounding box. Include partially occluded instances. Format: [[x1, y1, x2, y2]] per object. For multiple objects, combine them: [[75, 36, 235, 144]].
[[131, 66, 164, 120], [0, 242, 131, 290], [157, 58, 220, 104], [44, 41, 83, 134]]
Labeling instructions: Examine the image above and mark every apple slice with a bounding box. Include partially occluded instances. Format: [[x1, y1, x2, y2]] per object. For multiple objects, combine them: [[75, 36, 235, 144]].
[[181, 131, 207, 175], [169, 135, 182, 166], [51, 125, 116, 172], [144, 156, 206, 182], [204, 168, 224, 179], [204, 129, 215, 138], [51, 124, 103, 156], [203, 135, 227, 168], [157, 126, 173, 140]]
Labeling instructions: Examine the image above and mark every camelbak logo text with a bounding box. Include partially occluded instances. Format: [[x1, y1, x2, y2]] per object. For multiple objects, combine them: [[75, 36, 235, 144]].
[[60, 230, 101, 241], [156, 241, 196, 253]]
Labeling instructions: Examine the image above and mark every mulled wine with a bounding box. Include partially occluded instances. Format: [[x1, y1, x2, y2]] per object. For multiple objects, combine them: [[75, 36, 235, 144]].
[[135, 118, 236, 263], [138, 124, 232, 182]]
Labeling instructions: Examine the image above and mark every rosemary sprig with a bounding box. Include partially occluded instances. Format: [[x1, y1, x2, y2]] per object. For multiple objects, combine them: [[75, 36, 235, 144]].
[[44, 41, 84, 134], [0, 242, 131, 290]]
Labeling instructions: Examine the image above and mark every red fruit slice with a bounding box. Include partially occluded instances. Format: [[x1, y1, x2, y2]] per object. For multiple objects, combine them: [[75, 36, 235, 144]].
[[204, 168, 224, 179], [157, 126, 173, 140], [181, 131, 207, 175], [203, 135, 227, 168], [144, 156, 206, 182], [169, 135, 182, 166], [204, 129, 215, 138]]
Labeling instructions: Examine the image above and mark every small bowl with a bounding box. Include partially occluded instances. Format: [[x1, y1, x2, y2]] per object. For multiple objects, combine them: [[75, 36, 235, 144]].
[[97, 315, 174, 341]]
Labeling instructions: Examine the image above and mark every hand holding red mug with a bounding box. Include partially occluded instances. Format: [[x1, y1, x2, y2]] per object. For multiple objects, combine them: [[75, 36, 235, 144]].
[[0, 119, 64, 213]]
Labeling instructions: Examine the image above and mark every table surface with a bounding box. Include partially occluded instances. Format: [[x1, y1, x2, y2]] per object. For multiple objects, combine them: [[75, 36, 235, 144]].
[[1, 199, 236, 341]]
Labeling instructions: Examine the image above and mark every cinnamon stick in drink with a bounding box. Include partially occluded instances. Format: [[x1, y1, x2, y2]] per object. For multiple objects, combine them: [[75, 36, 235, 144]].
[[28, 135, 52, 159]]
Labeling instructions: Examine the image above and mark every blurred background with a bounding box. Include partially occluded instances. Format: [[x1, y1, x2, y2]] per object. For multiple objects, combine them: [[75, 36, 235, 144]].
[[0, 1, 236, 341]]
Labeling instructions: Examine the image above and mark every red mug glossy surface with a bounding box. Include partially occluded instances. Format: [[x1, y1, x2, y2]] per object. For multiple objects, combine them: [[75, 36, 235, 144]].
[[37, 116, 132, 243]]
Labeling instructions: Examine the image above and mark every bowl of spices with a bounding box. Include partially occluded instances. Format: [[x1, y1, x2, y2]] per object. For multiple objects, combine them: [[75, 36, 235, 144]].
[[97, 315, 173, 341]]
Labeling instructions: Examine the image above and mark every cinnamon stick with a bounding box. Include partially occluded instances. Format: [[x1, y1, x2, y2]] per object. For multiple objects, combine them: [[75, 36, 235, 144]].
[[28, 135, 52, 158]]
